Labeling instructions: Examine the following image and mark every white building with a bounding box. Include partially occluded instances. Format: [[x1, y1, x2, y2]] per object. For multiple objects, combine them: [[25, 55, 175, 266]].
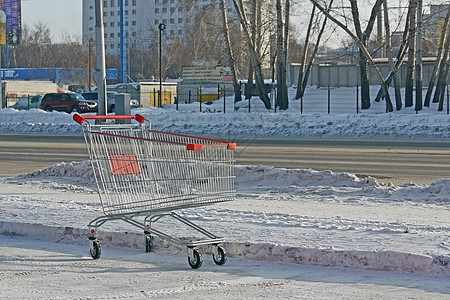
[[82, 0, 236, 54]]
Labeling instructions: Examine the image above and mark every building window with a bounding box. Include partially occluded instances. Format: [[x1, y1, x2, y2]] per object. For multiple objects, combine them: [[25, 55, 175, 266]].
[[178, 29, 182, 35], [110, 33, 114, 38], [103, 0, 107, 8], [132, 9, 136, 15], [110, 44, 115, 49], [170, 18, 174, 24], [178, 18, 182, 24], [132, 20, 136, 26], [155, 19, 159, 25], [110, 11, 114, 16], [110, 0, 114, 7], [110, 22, 114, 27], [132, 0, 136, 5], [155, 8, 159, 13], [170, 7, 175, 13], [162, 7, 167, 13], [170, 30, 174, 35]]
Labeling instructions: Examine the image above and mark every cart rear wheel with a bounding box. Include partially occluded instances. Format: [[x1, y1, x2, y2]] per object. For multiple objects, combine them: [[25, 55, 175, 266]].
[[212, 246, 227, 266], [188, 249, 203, 269], [145, 234, 153, 253], [90, 241, 101, 259]]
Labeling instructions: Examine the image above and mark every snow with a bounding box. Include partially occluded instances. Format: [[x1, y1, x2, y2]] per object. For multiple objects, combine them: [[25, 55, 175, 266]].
[[1, 86, 449, 298]]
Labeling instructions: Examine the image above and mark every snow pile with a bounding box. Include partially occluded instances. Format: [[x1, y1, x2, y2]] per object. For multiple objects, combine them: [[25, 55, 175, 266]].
[[1, 85, 449, 138], [1, 161, 449, 275], [1, 86, 449, 276]]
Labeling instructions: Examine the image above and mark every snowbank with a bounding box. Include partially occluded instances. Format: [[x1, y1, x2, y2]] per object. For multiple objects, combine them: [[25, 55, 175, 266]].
[[1, 161, 449, 276]]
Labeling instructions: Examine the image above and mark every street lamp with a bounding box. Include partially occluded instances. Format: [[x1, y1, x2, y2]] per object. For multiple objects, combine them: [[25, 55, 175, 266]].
[[158, 23, 166, 107]]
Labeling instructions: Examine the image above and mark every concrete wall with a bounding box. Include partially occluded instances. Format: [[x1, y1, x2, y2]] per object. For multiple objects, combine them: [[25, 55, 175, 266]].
[[289, 62, 449, 88]]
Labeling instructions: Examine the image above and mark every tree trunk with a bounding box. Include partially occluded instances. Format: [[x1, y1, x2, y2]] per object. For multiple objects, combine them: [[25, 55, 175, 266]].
[[349, 0, 384, 110], [434, 32, 450, 108], [300, 1, 332, 99], [232, 0, 271, 109], [383, 0, 402, 110], [405, 0, 417, 108], [415, 0, 423, 111], [295, 6, 315, 100], [311, 0, 392, 111], [276, 0, 289, 110], [424, 4, 450, 107], [219, 0, 241, 103]]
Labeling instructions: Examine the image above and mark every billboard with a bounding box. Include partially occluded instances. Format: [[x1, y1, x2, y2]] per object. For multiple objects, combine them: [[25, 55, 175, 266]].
[[0, 0, 21, 45], [182, 66, 231, 84]]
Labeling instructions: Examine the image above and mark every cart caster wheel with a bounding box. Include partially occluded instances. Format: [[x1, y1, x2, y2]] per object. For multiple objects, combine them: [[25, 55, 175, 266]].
[[187, 248, 203, 269], [90, 240, 101, 260], [212, 246, 227, 266]]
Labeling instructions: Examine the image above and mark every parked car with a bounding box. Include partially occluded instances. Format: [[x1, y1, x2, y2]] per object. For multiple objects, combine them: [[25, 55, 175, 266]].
[[82, 91, 117, 112], [82, 91, 140, 113], [13, 95, 42, 110], [39, 93, 97, 113]]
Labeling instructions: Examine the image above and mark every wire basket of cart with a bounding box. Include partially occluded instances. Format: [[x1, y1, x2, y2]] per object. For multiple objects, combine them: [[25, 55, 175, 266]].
[[73, 114, 236, 269]]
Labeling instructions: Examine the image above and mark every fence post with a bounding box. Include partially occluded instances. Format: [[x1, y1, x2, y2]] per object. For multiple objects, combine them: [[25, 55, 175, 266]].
[[356, 84, 359, 114], [176, 88, 179, 110], [188, 90, 191, 103], [199, 86, 202, 112], [447, 84, 449, 115], [327, 84, 330, 114], [153, 88, 156, 107], [300, 97, 303, 114], [217, 84, 220, 102], [27, 95, 31, 110], [223, 86, 226, 113]]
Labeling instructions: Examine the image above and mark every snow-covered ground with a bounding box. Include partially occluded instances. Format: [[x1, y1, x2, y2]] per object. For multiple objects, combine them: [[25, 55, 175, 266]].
[[1, 86, 449, 298]]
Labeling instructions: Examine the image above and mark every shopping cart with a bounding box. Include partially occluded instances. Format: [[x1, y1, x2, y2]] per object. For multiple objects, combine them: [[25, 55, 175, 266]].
[[73, 114, 236, 269]]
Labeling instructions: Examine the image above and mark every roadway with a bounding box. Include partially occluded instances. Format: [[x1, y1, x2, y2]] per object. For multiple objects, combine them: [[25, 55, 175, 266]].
[[1, 134, 450, 185]]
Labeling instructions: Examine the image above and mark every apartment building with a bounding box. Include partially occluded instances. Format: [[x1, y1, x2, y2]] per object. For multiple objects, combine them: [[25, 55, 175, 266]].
[[82, 0, 235, 54]]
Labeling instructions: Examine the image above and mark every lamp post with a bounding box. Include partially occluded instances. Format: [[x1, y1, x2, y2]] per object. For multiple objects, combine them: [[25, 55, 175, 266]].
[[158, 23, 166, 107]]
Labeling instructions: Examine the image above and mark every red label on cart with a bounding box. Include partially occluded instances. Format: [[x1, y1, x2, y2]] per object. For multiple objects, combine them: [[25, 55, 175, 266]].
[[109, 154, 141, 175]]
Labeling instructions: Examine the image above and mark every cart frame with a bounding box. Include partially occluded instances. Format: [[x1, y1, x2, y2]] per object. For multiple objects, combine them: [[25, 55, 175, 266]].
[[74, 114, 235, 269]]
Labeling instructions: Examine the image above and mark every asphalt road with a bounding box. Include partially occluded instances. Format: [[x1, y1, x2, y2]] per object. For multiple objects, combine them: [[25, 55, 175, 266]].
[[1, 134, 450, 185]]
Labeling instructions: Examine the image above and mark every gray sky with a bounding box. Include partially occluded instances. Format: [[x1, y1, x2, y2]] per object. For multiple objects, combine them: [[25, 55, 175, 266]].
[[21, 0, 82, 41]]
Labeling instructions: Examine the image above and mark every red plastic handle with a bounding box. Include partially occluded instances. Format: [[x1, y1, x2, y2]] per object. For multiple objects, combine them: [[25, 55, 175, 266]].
[[73, 114, 145, 125]]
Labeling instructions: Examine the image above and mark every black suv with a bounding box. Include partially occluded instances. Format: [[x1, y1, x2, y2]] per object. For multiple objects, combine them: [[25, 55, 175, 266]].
[[40, 93, 97, 113]]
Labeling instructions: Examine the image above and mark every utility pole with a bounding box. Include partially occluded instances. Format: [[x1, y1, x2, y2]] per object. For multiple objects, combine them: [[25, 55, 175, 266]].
[[95, 0, 107, 116]]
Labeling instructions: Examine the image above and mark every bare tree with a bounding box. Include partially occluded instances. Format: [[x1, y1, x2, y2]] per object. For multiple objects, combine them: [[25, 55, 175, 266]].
[[232, 0, 271, 109], [383, 0, 402, 110], [349, 0, 384, 110], [311, 0, 393, 111], [276, 0, 289, 110], [295, 0, 333, 100], [405, 0, 417, 108], [415, 0, 423, 111], [424, 3, 450, 107], [220, 0, 242, 103]]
